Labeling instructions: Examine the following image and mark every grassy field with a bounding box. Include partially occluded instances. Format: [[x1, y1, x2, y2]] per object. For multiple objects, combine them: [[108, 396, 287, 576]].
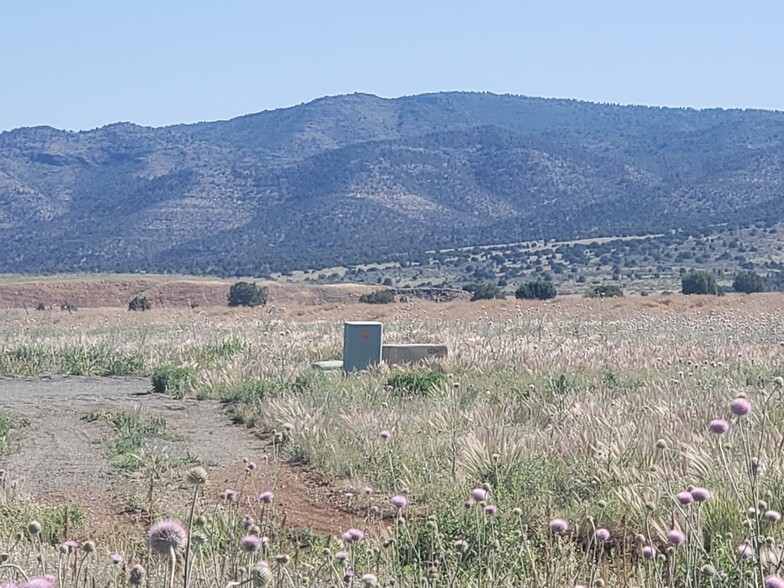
[[2, 293, 784, 587]]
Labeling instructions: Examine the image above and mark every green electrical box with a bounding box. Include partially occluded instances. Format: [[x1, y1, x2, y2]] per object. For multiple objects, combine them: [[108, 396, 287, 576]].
[[343, 321, 383, 372]]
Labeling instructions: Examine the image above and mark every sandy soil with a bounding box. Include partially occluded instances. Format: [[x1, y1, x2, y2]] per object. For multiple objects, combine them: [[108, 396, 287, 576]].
[[0, 377, 356, 536]]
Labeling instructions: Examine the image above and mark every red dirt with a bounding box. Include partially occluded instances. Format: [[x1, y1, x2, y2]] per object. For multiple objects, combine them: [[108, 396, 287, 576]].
[[0, 376, 358, 539]]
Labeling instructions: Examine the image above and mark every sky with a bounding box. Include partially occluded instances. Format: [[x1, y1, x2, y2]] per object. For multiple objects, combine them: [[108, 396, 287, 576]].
[[2, 1, 783, 131]]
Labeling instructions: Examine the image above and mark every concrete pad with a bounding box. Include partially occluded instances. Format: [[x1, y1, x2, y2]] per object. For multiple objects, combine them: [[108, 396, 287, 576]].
[[312, 360, 344, 371], [382, 344, 448, 365]]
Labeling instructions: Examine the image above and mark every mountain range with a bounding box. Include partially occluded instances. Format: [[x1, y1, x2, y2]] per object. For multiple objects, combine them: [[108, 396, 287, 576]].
[[1, 92, 784, 276]]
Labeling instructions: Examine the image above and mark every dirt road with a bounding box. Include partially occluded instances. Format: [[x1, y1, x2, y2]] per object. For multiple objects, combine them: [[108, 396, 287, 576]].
[[0, 377, 354, 535]]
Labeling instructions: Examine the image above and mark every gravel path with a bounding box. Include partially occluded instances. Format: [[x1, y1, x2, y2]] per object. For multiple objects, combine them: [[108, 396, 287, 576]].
[[0, 377, 354, 534]]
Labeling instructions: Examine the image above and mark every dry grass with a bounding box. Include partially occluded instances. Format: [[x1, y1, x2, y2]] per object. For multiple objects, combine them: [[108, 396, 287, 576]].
[[3, 292, 784, 586]]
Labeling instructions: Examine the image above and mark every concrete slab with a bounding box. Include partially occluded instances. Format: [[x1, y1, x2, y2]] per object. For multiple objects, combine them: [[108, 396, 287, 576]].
[[312, 360, 344, 371], [382, 344, 448, 365]]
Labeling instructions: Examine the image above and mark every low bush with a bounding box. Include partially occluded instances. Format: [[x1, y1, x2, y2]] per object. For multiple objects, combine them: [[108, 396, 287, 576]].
[[682, 270, 724, 295], [733, 270, 766, 294], [151, 365, 196, 398], [359, 290, 395, 304], [228, 281, 268, 307], [128, 295, 152, 311], [387, 370, 446, 395], [587, 284, 624, 298], [463, 283, 503, 301], [516, 280, 556, 300]]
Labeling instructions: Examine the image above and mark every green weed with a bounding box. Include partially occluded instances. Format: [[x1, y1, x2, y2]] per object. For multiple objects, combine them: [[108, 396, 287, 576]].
[[151, 365, 196, 398]]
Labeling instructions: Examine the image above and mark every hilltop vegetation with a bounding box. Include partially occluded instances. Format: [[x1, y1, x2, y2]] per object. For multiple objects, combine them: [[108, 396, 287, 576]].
[[2, 92, 784, 277]]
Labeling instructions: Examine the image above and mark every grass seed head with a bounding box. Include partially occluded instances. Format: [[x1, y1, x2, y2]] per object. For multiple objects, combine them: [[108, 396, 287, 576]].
[[251, 562, 271, 587], [129, 565, 146, 585], [186, 466, 209, 486]]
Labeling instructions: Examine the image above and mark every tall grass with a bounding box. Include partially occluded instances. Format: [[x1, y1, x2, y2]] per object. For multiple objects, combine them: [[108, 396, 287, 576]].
[[3, 299, 784, 585]]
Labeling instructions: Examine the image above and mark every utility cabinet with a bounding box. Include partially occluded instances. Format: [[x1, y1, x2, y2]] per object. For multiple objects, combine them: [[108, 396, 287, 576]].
[[343, 321, 383, 372]]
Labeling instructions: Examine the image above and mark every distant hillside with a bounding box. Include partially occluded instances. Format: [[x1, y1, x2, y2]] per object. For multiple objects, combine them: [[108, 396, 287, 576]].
[[1, 92, 784, 276]]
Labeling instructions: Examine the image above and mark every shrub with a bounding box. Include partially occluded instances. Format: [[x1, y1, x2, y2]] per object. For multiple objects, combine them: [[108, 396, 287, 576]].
[[128, 295, 152, 311], [219, 378, 280, 404], [732, 270, 766, 294], [359, 289, 395, 304], [463, 283, 504, 301], [588, 284, 624, 298], [681, 270, 724, 295], [151, 365, 196, 398], [515, 280, 556, 300], [387, 370, 446, 395], [228, 281, 268, 307]]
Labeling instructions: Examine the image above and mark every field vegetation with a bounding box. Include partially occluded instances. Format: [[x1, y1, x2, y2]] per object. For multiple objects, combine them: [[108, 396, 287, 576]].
[[1, 295, 784, 586], [288, 224, 784, 298]]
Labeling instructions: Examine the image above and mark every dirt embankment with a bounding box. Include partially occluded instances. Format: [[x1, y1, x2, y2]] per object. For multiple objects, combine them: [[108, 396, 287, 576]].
[[0, 277, 371, 309]]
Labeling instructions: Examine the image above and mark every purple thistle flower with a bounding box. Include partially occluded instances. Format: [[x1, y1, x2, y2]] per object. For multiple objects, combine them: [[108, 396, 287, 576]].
[[343, 570, 354, 582], [464, 498, 476, 509], [360, 573, 378, 587], [765, 510, 782, 522], [21, 577, 55, 588], [246, 461, 257, 471], [708, 419, 730, 435], [335, 550, 350, 561], [147, 519, 188, 556], [259, 491, 274, 504], [363, 486, 373, 495], [765, 577, 784, 588], [283, 422, 294, 431], [391, 495, 408, 509], [676, 491, 693, 505], [241, 535, 262, 552], [62, 540, 79, 552], [667, 529, 686, 545], [484, 504, 498, 516], [342, 528, 364, 542], [731, 397, 752, 416], [221, 489, 238, 501], [379, 430, 391, 440], [690, 488, 711, 502], [738, 543, 754, 559], [642, 545, 655, 559], [470, 488, 488, 501], [110, 553, 124, 565], [594, 528, 610, 542], [549, 518, 569, 534]]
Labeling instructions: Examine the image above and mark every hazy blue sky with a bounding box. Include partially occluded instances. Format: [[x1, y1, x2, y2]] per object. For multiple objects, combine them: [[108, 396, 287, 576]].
[[2, 1, 783, 131]]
